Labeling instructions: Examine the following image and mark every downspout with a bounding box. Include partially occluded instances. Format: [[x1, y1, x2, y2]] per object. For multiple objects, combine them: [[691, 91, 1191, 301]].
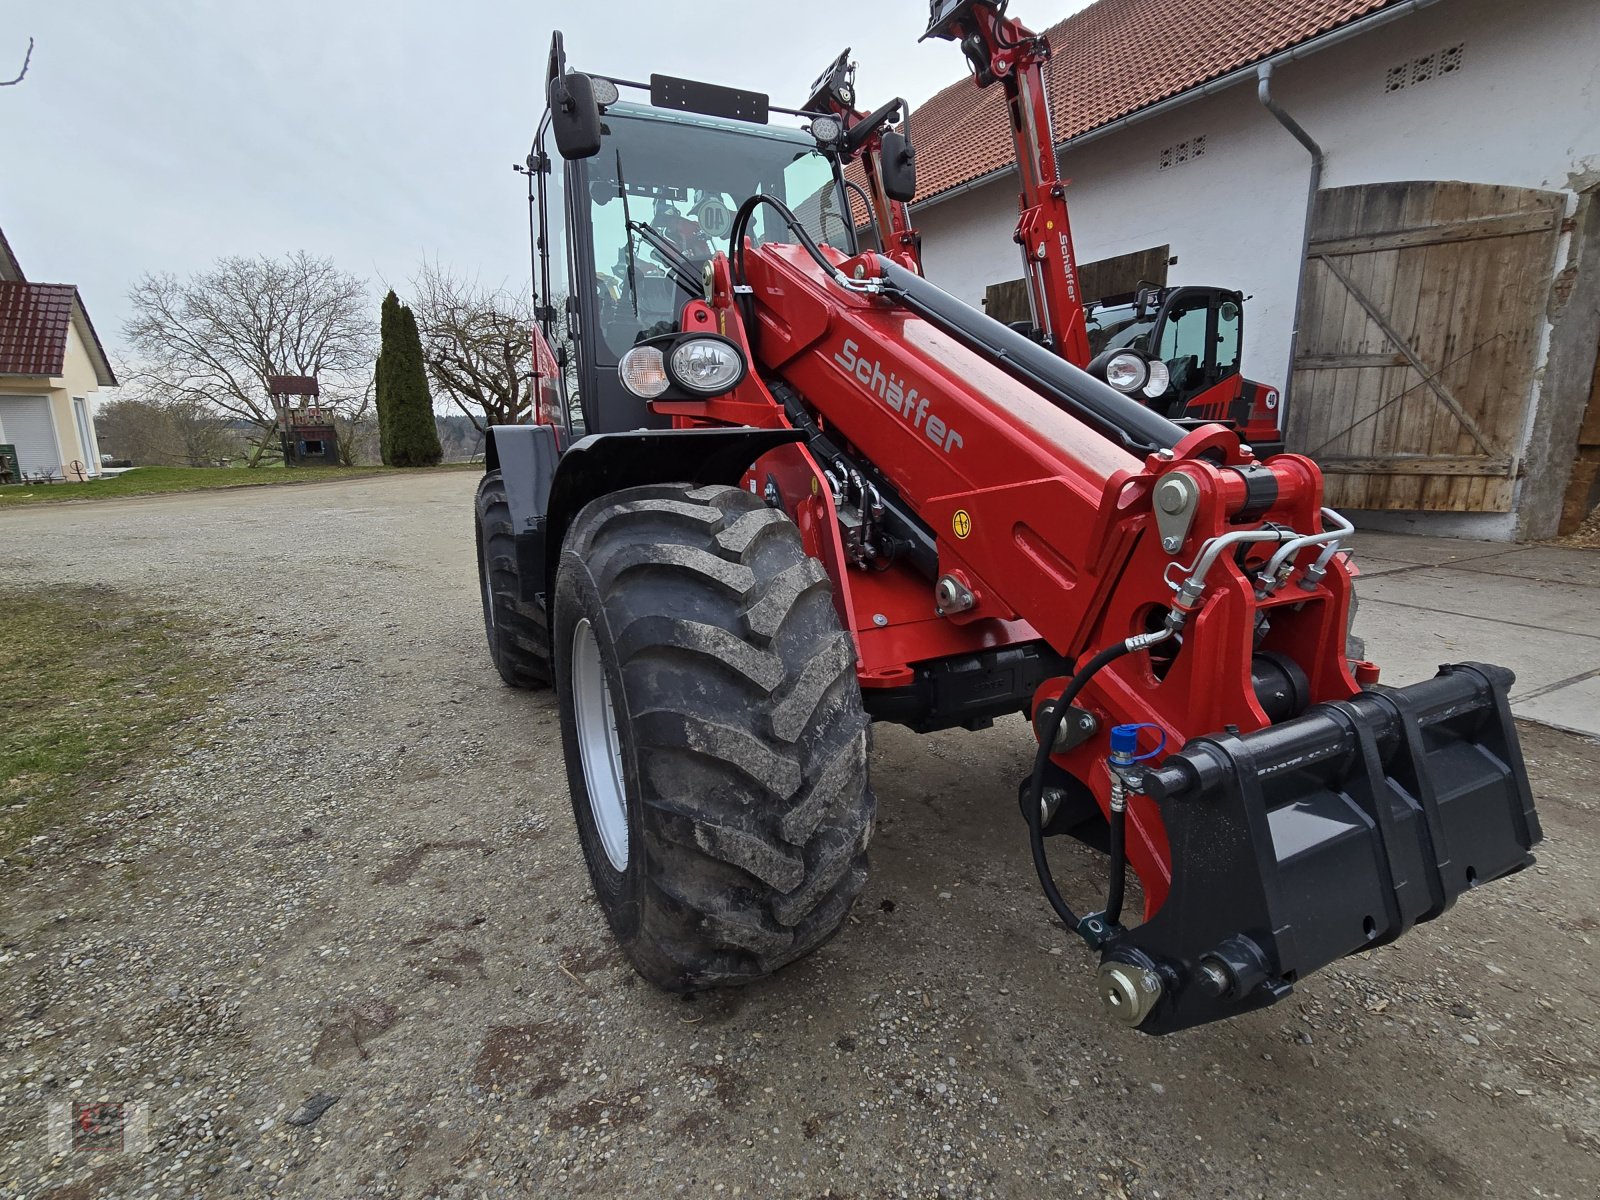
[[1257, 61, 1324, 416]]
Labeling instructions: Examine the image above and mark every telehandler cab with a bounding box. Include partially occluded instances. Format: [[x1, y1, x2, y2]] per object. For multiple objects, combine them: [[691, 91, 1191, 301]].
[[474, 22, 1540, 1034]]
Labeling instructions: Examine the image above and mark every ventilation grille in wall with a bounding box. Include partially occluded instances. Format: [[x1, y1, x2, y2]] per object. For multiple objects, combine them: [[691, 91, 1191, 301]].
[[1385, 43, 1465, 92], [1158, 135, 1207, 171]]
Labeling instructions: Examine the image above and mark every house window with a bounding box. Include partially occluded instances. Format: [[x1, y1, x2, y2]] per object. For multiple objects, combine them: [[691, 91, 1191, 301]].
[[72, 396, 97, 476], [301, 439, 324, 456]]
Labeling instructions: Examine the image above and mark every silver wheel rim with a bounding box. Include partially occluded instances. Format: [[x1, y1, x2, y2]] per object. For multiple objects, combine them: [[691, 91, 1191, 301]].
[[571, 617, 629, 871]]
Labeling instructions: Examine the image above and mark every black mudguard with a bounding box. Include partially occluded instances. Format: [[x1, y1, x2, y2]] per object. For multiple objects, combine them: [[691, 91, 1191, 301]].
[[1112, 662, 1541, 1034], [485, 424, 804, 604], [485, 424, 564, 604]]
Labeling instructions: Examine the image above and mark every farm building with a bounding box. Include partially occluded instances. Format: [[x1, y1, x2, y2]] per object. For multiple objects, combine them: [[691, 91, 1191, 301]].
[[908, 0, 1600, 539]]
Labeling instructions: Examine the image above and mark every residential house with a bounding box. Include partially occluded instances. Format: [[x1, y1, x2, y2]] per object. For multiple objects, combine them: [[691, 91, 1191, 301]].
[[907, 0, 1600, 539], [0, 225, 117, 481]]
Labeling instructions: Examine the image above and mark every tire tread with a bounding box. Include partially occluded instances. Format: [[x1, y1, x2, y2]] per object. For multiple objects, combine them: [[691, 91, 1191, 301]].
[[559, 481, 874, 990]]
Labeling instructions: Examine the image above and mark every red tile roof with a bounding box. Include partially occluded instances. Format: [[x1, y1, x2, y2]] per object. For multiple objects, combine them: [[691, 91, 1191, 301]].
[[0, 281, 77, 377], [909, 0, 1395, 203], [0, 225, 119, 386], [268, 375, 321, 397]]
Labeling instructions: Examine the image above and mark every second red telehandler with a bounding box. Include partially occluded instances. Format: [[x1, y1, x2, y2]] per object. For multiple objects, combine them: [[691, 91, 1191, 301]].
[[923, 0, 1284, 452]]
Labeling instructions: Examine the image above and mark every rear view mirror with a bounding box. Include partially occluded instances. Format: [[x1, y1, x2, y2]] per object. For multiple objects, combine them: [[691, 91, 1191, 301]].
[[880, 129, 917, 203], [549, 71, 603, 160]]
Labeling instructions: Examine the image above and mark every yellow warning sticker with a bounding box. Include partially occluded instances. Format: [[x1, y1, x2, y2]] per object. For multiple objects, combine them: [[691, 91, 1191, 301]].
[[952, 509, 972, 539]]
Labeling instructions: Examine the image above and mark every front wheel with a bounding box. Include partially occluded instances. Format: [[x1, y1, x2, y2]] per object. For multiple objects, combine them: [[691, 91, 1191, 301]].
[[553, 482, 874, 991]]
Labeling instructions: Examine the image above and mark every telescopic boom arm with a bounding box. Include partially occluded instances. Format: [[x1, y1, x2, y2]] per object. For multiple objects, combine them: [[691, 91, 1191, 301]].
[[924, 0, 1091, 363]]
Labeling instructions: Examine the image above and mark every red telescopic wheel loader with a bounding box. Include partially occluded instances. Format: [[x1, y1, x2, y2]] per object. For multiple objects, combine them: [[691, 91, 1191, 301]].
[[473, 25, 1541, 1034]]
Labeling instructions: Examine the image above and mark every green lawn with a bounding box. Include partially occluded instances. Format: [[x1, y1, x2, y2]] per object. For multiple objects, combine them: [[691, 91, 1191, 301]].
[[0, 587, 224, 859], [0, 463, 479, 507]]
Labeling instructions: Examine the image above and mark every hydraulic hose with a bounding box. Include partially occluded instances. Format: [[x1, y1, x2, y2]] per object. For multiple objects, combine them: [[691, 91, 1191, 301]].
[[1103, 721, 1164, 928], [728, 191, 850, 353], [1025, 633, 1165, 940], [729, 192, 843, 293], [1105, 794, 1128, 926]]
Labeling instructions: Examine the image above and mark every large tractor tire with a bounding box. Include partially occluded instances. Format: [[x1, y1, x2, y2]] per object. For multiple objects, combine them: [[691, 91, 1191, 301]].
[[552, 482, 874, 991], [475, 470, 551, 689]]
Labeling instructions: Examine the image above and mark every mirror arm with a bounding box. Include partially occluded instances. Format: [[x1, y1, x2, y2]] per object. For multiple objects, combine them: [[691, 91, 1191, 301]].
[[843, 97, 906, 156]]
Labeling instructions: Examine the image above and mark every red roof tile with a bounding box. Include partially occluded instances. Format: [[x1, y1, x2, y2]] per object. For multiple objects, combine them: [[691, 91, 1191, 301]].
[[0, 281, 76, 377], [909, 0, 1394, 203], [268, 375, 321, 397]]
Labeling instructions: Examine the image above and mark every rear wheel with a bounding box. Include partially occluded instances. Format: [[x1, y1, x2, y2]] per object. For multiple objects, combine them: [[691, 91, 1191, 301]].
[[553, 482, 874, 990], [475, 470, 551, 688]]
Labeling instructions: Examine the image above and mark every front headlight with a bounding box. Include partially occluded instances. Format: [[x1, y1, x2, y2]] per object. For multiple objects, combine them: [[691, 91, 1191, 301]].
[[1103, 351, 1149, 393], [619, 345, 670, 398], [667, 336, 746, 396], [1143, 358, 1171, 399]]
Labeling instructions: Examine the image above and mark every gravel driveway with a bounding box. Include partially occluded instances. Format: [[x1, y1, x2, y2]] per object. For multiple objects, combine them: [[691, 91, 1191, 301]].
[[3, 472, 1597, 1199]]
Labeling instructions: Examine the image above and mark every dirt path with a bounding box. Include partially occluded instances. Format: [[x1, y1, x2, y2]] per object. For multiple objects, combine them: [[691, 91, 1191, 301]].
[[3, 473, 1597, 1199]]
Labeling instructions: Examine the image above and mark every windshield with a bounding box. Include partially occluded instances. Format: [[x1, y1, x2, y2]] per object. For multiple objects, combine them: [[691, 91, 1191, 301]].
[[587, 106, 848, 361], [1085, 301, 1157, 357]]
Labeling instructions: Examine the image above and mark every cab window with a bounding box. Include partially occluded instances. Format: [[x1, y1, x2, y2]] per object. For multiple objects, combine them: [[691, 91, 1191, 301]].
[[1157, 299, 1212, 368], [587, 109, 843, 362], [1215, 300, 1242, 374]]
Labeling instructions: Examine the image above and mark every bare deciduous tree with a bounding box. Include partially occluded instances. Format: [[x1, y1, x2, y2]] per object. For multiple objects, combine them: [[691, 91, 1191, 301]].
[[332, 376, 379, 466], [409, 262, 544, 432], [95, 395, 242, 467], [2, 37, 31, 86], [123, 252, 375, 465]]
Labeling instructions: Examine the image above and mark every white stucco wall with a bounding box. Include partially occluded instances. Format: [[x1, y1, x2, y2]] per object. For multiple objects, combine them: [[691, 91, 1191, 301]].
[[912, 0, 1600, 535]]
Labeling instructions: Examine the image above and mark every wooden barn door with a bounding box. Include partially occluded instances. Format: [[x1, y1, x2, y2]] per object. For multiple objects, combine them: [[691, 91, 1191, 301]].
[[983, 244, 1169, 325], [1286, 182, 1564, 511]]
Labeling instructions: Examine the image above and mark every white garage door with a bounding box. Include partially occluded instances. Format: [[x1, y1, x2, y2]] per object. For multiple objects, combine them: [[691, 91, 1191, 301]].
[[0, 395, 62, 479]]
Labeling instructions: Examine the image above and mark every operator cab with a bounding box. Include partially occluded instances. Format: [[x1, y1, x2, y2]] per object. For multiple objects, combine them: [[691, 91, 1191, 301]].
[[530, 38, 858, 441], [571, 106, 850, 433], [1085, 285, 1278, 449]]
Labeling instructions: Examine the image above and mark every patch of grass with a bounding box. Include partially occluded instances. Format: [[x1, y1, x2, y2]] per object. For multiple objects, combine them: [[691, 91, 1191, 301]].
[[0, 587, 224, 857], [0, 463, 479, 507]]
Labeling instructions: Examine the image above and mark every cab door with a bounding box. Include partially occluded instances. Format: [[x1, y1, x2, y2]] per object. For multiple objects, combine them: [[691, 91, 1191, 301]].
[[1156, 287, 1246, 425]]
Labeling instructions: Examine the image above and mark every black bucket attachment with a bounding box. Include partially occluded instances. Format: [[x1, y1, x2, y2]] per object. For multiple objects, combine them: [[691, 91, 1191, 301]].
[[1104, 663, 1540, 1035]]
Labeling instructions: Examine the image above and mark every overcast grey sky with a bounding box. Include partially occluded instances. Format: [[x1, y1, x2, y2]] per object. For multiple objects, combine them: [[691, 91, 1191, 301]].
[[1, 1, 1091, 367]]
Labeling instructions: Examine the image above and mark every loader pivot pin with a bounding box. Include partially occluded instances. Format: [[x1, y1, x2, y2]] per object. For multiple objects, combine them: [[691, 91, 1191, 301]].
[[1096, 962, 1163, 1027]]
